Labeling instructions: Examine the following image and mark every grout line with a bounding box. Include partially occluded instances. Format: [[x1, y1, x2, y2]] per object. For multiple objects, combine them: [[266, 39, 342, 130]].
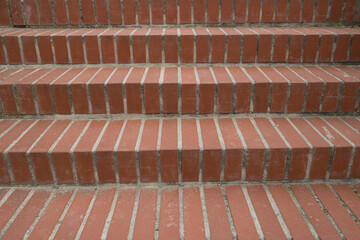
[[126, 187, 141, 240], [196, 119, 204, 182], [220, 185, 237, 240], [100, 187, 120, 239], [199, 186, 210, 239], [134, 119, 145, 184], [153, 187, 161, 240], [214, 118, 226, 182], [113, 120, 128, 184]]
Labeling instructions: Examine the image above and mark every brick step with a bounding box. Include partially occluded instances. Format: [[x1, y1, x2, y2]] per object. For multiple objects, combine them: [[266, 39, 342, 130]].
[[0, 183, 359, 239], [1, 27, 359, 65], [1, 0, 359, 27], [0, 116, 360, 185], [1, 66, 360, 115]]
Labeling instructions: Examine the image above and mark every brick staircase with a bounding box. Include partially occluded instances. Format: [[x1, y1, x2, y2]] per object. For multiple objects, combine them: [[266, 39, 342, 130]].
[[0, 0, 360, 239]]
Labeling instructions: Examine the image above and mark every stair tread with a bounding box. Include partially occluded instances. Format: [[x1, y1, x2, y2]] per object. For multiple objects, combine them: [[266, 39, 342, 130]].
[[0, 182, 359, 239]]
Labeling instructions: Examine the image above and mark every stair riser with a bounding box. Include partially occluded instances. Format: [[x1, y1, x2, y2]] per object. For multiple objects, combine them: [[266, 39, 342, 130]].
[[1, 66, 360, 115], [0, 117, 359, 185], [1, 0, 359, 27], [0, 27, 359, 65]]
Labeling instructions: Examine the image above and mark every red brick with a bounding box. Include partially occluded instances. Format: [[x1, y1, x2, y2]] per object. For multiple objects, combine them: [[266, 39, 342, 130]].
[[95, 0, 108, 24], [37, 30, 56, 64], [4, 32, 22, 64], [181, 68, 197, 114], [289, 118, 331, 180], [266, 28, 287, 62], [28, 190, 73, 240], [160, 119, 178, 182], [288, 29, 303, 63], [306, 66, 341, 113], [80, 188, 116, 240], [100, 29, 118, 63], [180, 28, 194, 63], [53, 0, 67, 24], [308, 117, 352, 179], [268, 185, 314, 239], [180, 0, 191, 23], [226, 186, 259, 238], [54, 189, 95, 239], [255, 118, 288, 180], [317, 29, 335, 63], [0, 0, 11, 25], [312, 184, 360, 238], [218, 118, 243, 181], [162, 67, 178, 113], [209, 28, 225, 63], [295, 28, 319, 63], [275, 0, 287, 22], [238, 28, 257, 63], [288, 0, 301, 22], [138, 0, 150, 24], [84, 29, 104, 64], [148, 28, 162, 63], [3, 190, 50, 240], [347, 30, 360, 62], [69, 29, 89, 64], [52, 29, 73, 64], [70, 68, 96, 114], [123, 0, 136, 24], [126, 68, 145, 113], [197, 67, 215, 113], [290, 66, 324, 112], [89, 68, 114, 114], [95, 120, 123, 183], [38, 0, 52, 24], [228, 67, 252, 113], [107, 68, 129, 113], [144, 68, 161, 113], [247, 185, 286, 239], [8, 120, 52, 184], [338, 66, 360, 111], [234, 0, 247, 23], [212, 67, 232, 113], [181, 119, 200, 181], [257, 28, 273, 62], [109, 0, 122, 24], [106, 189, 136, 239], [195, 28, 210, 63], [275, 66, 306, 113], [117, 29, 133, 63], [152, 0, 163, 24], [68, 0, 81, 24], [194, 0, 205, 23], [133, 188, 158, 239], [139, 119, 159, 182], [245, 67, 270, 112], [117, 120, 141, 183], [273, 118, 309, 180], [30, 120, 71, 184], [204, 186, 232, 239], [51, 121, 87, 184], [332, 184, 360, 219], [221, 0, 233, 23], [183, 187, 205, 239], [207, 0, 219, 23], [343, 0, 357, 22], [315, 0, 329, 22], [236, 118, 265, 181], [9, 0, 25, 25], [165, 28, 178, 63], [82, 0, 95, 24], [20, 30, 39, 64], [302, 0, 315, 22], [223, 28, 241, 63], [165, 0, 177, 24], [326, 28, 350, 62], [16, 68, 52, 114], [261, 0, 275, 22], [132, 29, 147, 63], [343, 117, 360, 132], [24, 0, 39, 25], [0, 69, 36, 114], [329, 0, 343, 22], [247, 0, 261, 23], [159, 188, 179, 240]]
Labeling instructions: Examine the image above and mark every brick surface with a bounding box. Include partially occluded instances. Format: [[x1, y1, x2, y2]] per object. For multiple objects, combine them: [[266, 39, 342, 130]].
[[158, 187, 179, 240], [144, 68, 161, 113], [160, 119, 178, 182], [163, 67, 178, 113]]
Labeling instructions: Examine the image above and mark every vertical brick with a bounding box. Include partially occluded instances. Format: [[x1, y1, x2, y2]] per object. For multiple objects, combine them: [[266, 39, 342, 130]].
[[245, 67, 270, 112], [221, 0, 233, 23], [316, 28, 335, 63], [53, 0, 68, 25], [209, 28, 225, 63], [332, 184, 360, 218], [302, 0, 316, 22], [144, 68, 161, 113], [236, 118, 266, 181], [126, 68, 145, 113], [183, 187, 205, 239], [288, 0, 301, 22], [100, 29, 118, 63], [180, 0, 191, 24], [21, 30, 41, 64], [52, 29, 73, 64], [109, 0, 122, 24], [261, 0, 275, 22], [195, 28, 210, 63], [213, 67, 233, 113], [234, 0, 247, 23], [148, 28, 162, 63], [4, 31, 22, 64], [68, 29, 88, 64], [159, 188, 179, 240], [272, 118, 309, 180], [223, 28, 241, 63], [132, 29, 147, 63], [116, 28, 133, 63], [82, 0, 96, 25], [165, 28, 178, 63], [207, 0, 219, 23], [181, 68, 197, 114], [117, 120, 141, 183], [0, 0, 11, 25], [228, 67, 252, 113], [345, 28, 360, 62], [95, 120, 123, 183], [38, 0, 52, 25], [315, 0, 329, 22], [247, 0, 261, 23], [343, 0, 357, 22], [181, 119, 200, 181], [123, 0, 136, 24], [152, 0, 163, 24], [68, 0, 81, 25], [163, 67, 178, 113], [255, 28, 272, 63], [160, 119, 178, 182], [326, 28, 350, 62], [288, 29, 304, 63], [37, 30, 55, 64], [180, 28, 194, 63], [165, 0, 177, 24], [295, 28, 319, 63], [24, 0, 39, 25], [275, 0, 287, 22], [197, 67, 215, 114], [329, 0, 343, 22], [138, 0, 150, 24], [107, 68, 129, 113], [95, 0, 109, 24], [9, 0, 25, 25], [84, 29, 104, 64], [194, 0, 205, 23], [266, 28, 287, 63], [238, 28, 257, 63]]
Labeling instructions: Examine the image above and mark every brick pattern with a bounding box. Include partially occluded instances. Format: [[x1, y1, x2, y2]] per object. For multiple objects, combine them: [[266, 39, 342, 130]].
[[0, 117, 359, 185], [1, 66, 359, 115], [0, 27, 359, 65], [1, 0, 359, 26], [0, 183, 359, 239]]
